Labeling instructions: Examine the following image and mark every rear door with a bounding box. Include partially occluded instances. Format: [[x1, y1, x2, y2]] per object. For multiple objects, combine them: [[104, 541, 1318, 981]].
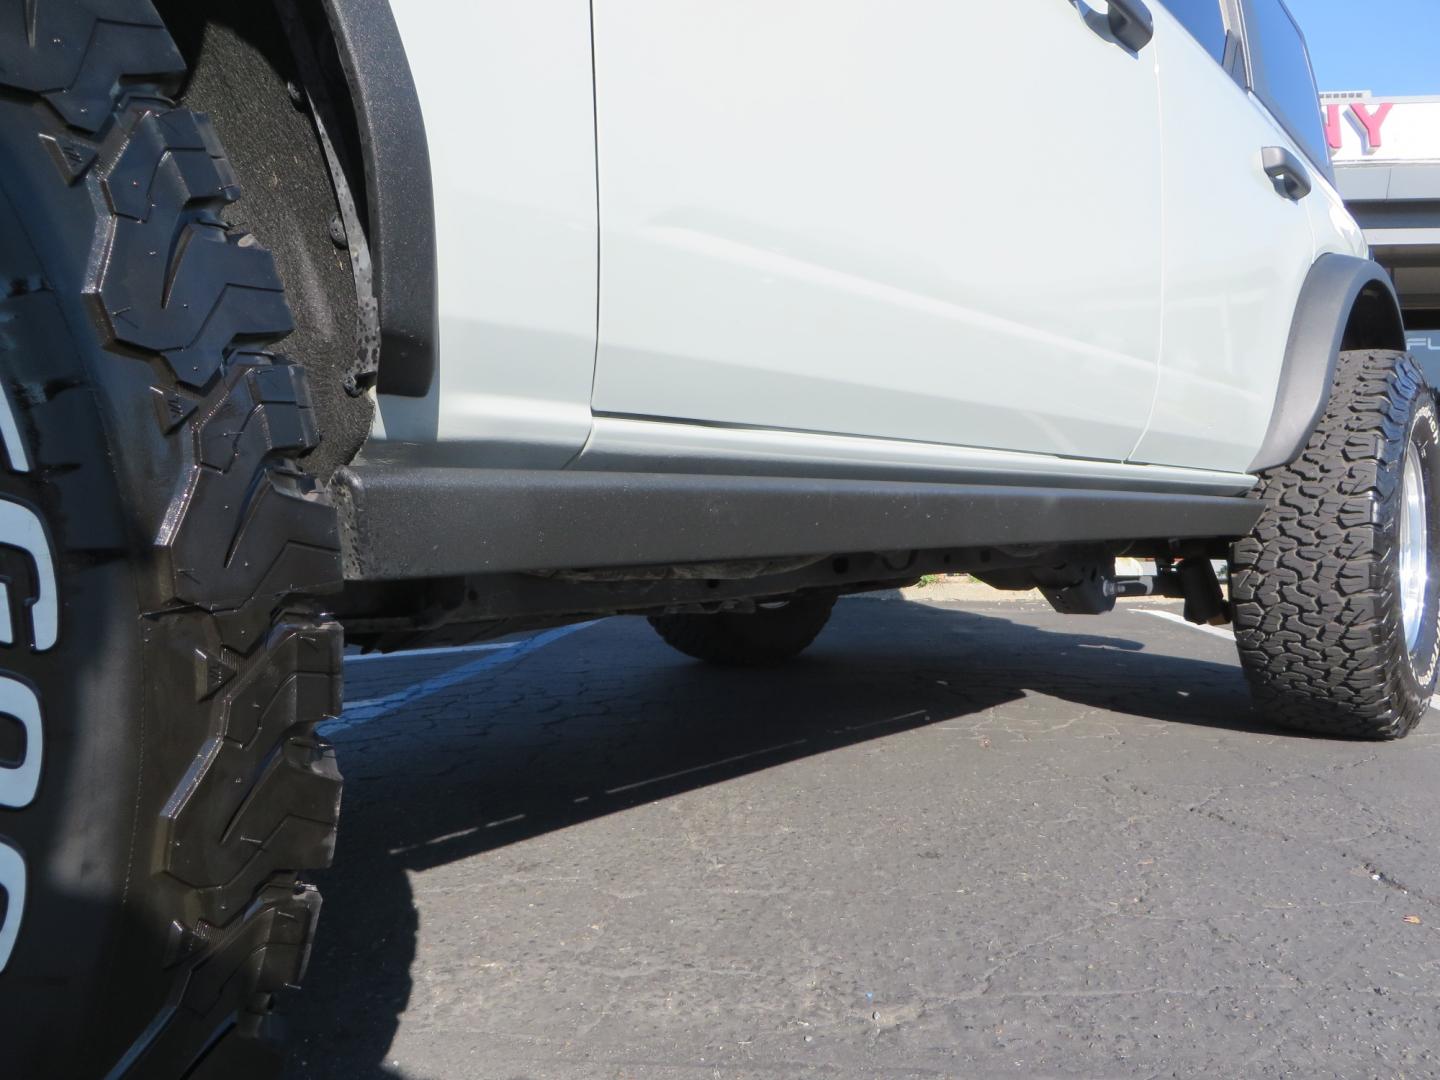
[[1129, 0, 1320, 472], [590, 0, 1164, 462]]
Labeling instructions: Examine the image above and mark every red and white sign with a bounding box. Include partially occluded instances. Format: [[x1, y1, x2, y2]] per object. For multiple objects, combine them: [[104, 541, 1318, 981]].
[[1322, 93, 1440, 164]]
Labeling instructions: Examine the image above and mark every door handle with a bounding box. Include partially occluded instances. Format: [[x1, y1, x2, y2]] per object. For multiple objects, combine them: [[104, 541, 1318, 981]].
[[1261, 146, 1313, 200], [1107, 0, 1155, 52]]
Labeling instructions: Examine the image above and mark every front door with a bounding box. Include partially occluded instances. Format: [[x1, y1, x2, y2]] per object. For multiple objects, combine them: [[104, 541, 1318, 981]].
[[590, 0, 1164, 462], [1129, 0, 1320, 472]]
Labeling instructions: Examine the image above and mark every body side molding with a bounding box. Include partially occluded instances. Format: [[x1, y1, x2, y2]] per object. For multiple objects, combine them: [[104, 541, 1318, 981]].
[[321, 0, 437, 396], [1250, 254, 1406, 472]]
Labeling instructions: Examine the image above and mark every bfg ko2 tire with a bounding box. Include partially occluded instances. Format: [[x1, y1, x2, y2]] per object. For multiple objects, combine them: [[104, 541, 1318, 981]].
[[649, 593, 838, 666], [0, 3, 344, 1077], [1231, 349, 1440, 739]]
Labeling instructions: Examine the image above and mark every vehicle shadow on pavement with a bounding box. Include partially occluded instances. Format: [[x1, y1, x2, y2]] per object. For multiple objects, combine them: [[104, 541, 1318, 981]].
[[283, 598, 1280, 1079]]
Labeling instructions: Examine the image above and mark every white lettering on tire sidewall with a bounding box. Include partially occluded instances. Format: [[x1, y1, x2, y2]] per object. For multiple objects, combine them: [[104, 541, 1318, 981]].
[[0, 386, 56, 975], [0, 841, 24, 973], [0, 677, 42, 809]]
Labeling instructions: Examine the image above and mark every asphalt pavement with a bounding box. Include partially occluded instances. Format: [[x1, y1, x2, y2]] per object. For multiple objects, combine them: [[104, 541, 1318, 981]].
[[281, 594, 1440, 1080]]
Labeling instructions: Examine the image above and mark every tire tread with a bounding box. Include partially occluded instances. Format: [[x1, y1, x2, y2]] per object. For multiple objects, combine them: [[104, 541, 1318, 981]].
[[0, 3, 344, 1075], [1231, 348, 1432, 740]]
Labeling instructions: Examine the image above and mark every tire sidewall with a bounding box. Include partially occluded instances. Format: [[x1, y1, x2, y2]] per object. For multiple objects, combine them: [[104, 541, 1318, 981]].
[[0, 182, 156, 1075]]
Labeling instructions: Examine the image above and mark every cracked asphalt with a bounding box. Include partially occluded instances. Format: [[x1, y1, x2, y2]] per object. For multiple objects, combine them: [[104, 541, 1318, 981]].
[[282, 595, 1440, 1080]]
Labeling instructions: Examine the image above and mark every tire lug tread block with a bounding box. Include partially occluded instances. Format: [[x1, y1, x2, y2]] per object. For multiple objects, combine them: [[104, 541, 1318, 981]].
[[0, 1, 185, 131]]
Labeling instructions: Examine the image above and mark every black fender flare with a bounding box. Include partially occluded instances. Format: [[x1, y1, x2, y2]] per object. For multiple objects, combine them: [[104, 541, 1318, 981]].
[[1250, 254, 1407, 472], [321, 0, 437, 397]]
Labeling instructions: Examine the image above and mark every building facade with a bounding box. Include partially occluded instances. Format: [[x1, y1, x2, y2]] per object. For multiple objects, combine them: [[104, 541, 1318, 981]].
[[1322, 92, 1440, 374]]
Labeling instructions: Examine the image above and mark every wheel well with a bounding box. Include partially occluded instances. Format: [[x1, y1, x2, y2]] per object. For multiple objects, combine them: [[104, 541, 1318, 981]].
[[1341, 279, 1408, 353], [152, 0, 376, 482], [1251, 256, 1410, 473]]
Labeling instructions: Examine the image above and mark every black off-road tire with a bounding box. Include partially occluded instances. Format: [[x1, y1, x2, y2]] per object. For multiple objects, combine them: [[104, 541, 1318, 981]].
[[0, 3, 344, 1077], [649, 594, 838, 666], [1231, 349, 1440, 739]]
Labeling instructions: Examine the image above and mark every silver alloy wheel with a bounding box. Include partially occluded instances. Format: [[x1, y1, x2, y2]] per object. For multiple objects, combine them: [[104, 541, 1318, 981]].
[[1399, 444, 1430, 653]]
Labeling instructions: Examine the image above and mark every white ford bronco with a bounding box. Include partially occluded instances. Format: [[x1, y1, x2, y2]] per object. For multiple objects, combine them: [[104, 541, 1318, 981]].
[[0, 1, 1431, 1075]]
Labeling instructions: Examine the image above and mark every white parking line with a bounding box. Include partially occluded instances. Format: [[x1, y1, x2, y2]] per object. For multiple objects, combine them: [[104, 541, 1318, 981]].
[[603, 739, 809, 797], [1137, 608, 1440, 713], [1137, 608, 1236, 640], [324, 621, 599, 734], [345, 641, 517, 665]]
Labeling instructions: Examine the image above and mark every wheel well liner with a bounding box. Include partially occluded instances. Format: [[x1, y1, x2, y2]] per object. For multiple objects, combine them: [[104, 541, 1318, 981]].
[[156, 0, 438, 474], [1249, 254, 1407, 473]]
